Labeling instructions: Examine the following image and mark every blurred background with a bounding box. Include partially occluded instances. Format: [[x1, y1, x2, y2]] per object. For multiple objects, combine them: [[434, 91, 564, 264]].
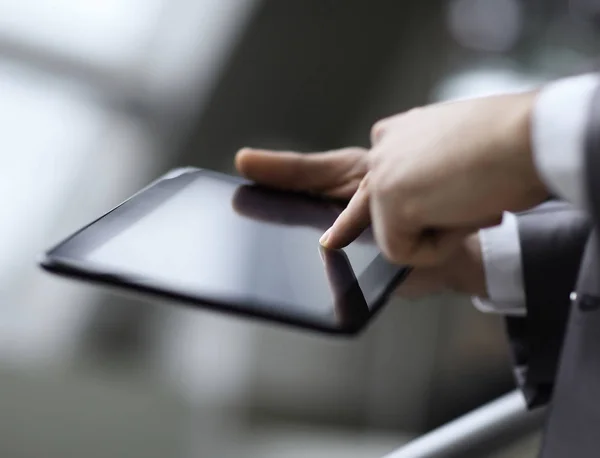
[[1, 1, 599, 457]]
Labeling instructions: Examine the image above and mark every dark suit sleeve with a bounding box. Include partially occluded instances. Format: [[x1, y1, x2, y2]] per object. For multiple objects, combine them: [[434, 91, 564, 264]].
[[505, 201, 591, 408]]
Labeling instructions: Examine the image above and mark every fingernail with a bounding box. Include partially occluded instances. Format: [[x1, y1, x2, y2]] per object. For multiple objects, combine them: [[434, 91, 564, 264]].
[[319, 228, 331, 246]]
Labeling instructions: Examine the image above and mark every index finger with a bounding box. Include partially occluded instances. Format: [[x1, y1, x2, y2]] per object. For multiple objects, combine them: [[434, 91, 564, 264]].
[[320, 174, 371, 249]]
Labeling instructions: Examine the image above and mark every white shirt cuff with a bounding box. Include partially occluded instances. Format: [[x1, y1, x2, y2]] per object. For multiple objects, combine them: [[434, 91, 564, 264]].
[[532, 73, 600, 208], [472, 213, 526, 316]]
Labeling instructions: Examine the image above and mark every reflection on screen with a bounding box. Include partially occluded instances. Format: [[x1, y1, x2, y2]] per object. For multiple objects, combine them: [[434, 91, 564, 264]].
[[88, 176, 379, 315]]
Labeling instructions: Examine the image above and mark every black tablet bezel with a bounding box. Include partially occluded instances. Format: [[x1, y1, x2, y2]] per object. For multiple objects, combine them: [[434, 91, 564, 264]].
[[40, 168, 410, 336]]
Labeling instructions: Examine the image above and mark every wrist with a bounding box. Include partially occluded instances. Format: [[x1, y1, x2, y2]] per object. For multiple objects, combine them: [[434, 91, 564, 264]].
[[501, 91, 550, 206]]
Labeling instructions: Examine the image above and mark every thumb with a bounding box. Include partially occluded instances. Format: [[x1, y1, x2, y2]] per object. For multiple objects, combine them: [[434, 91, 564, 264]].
[[320, 174, 371, 248]]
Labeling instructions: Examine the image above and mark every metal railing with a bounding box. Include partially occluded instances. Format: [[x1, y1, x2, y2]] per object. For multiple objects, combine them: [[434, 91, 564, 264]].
[[382, 391, 545, 458]]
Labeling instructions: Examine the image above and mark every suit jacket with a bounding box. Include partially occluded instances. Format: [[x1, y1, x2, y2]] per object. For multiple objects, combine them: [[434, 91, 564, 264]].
[[505, 201, 590, 410], [505, 89, 600, 457]]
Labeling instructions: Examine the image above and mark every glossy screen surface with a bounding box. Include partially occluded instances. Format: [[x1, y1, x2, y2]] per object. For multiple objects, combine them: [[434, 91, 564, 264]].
[[46, 170, 407, 333]]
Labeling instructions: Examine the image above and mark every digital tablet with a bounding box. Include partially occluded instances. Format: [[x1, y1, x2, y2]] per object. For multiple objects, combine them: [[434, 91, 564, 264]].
[[40, 167, 410, 335]]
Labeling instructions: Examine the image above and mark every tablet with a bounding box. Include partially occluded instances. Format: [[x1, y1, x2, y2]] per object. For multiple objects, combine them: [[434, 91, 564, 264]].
[[40, 167, 410, 335]]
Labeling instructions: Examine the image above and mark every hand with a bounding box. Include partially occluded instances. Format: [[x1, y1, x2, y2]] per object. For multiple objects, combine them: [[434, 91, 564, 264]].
[[234, 147, 488, 298], [322, 92, 550, 266]]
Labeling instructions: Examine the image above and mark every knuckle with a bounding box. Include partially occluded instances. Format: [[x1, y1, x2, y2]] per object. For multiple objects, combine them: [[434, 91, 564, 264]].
[[370, 107, 423, 146], [370, 120, 388, 145]]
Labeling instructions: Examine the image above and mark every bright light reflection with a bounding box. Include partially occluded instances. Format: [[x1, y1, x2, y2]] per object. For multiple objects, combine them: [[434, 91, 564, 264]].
[[0, 0, 165, 71]]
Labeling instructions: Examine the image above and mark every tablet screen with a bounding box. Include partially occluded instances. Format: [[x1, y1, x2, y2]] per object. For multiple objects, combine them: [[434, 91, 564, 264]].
[[44, 169, 407, 333]]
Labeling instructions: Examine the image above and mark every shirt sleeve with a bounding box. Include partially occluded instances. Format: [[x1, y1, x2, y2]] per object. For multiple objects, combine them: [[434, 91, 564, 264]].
[[532, 73, 600, 207], [471, 212, 526, 316], [471, 74, 599, 316]]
